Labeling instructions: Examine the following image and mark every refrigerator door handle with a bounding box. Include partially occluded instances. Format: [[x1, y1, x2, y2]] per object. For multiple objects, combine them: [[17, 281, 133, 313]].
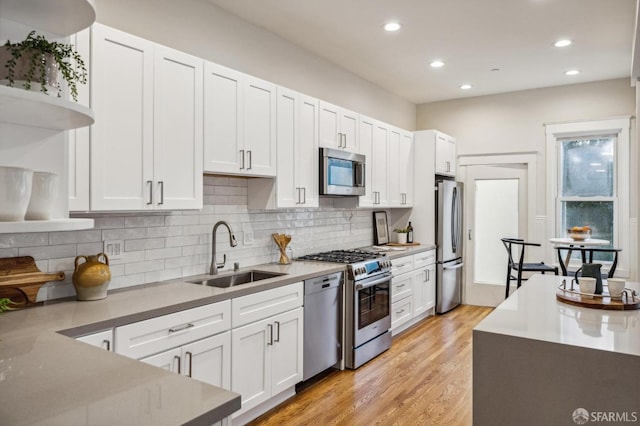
[[443, 262, 464, 270], [451, 187, 458, 253]]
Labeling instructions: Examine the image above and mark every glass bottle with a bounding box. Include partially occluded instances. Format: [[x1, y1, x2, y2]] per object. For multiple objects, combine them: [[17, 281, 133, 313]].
[[407, 222, 414, 243]]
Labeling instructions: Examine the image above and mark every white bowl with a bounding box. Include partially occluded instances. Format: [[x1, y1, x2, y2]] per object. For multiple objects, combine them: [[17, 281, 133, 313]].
[[26, 171, 58, 220], [0, 166, 33, 221]]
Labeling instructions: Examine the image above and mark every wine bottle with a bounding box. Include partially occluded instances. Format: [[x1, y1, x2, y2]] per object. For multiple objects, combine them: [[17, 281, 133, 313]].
[[407, 222, 414, 243]]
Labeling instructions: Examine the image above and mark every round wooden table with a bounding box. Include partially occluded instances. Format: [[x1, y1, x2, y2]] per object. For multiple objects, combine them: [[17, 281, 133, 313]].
[[549, 237, 610, 275]]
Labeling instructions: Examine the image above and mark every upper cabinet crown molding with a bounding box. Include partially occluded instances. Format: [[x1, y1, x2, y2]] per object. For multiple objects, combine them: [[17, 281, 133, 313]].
[[0, 0, 96, 36]]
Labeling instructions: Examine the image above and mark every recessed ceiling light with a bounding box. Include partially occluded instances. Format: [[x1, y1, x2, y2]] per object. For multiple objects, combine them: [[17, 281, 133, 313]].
[[554, 39, 572, 47], [565, 69, 580, 76], [430, 60, 445, 68], [460, 84, 472, 90], [383, 22, 401, 32]]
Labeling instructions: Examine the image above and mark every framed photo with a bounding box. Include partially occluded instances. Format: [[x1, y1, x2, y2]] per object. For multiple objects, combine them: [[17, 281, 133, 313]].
[[373, 211, 389, 245]]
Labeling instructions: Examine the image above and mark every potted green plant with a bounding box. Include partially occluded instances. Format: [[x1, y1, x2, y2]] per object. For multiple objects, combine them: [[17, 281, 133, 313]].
[[1, 30, 87, 101], [394, 227, 409, 244]]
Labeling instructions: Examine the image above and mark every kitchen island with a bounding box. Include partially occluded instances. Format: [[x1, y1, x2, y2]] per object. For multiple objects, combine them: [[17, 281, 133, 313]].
[[473, 274, 640, 425], [0, 260, 344, 426]]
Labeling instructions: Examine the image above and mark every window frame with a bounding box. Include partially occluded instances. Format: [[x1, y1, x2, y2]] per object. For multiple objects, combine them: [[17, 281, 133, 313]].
[[545, 117, 630, 277]]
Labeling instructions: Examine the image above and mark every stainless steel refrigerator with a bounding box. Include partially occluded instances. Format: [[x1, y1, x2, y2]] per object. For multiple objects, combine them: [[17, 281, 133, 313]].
[[436, 179, 463, 313]]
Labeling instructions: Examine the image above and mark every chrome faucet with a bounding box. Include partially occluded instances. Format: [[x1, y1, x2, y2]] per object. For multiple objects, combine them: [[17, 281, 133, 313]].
[[210, 221, 238, 275]]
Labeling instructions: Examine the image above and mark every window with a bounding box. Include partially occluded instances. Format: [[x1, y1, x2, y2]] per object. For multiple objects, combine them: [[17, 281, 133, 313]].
[[546, 117, 630, 275], [558, 137, 615, 261]]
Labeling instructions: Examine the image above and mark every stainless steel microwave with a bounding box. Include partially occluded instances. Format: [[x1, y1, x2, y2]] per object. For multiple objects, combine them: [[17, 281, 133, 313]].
[[319, 147, 366, 196]]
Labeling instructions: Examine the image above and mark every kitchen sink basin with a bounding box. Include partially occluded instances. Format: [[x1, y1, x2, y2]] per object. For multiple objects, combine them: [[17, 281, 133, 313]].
[[187, 270, 286, 288]]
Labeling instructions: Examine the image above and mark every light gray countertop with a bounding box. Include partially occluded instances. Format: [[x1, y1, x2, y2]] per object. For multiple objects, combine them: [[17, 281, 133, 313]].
[[0, 260, 345, 426]]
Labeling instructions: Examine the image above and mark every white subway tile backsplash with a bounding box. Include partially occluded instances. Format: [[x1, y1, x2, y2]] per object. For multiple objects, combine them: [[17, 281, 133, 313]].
[[0, 179, 379, 302]]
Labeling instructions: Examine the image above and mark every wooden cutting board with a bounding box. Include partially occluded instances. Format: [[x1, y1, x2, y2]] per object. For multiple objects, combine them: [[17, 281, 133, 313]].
[[0, 256, 65, 306], [386, 242, 421, 247]]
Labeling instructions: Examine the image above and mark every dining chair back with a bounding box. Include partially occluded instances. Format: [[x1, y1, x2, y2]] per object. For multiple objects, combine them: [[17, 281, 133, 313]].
[[501, 238, 558, 299]]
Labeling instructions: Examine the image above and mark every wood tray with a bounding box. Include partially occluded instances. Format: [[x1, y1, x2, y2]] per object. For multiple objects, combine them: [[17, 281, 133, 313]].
[[0, 256, 65, 306], [386, 242, 421, 247], [556, 286, 640, 311]]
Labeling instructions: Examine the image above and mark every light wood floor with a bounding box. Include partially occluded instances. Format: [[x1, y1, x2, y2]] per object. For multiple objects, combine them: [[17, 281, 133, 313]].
[[248, 305, 493, 426]]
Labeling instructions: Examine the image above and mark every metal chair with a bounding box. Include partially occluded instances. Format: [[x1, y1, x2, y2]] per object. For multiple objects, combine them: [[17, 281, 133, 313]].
[[554, 246, 621, 278], [501, 238, 559, 299]]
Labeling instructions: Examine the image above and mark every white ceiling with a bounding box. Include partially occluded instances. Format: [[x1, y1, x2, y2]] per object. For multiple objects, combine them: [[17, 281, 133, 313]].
[[208, 0, 636, 104]]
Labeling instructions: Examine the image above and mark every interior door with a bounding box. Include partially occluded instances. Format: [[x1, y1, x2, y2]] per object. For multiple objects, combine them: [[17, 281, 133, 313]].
[[464, 164, 527, 307]]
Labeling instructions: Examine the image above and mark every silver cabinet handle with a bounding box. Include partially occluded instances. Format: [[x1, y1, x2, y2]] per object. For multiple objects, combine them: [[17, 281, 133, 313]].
[[397, 309, 405, 314], [103, 339, 111, 351], [397, 283, 406, 288], [267, 324, 273, 345], [240, 150, 245, 169], [247, 150, 252, 170], [342, 133, 346, 148], [174, 355, 181, 374], [146, 180, 153, 205], [168, 323, 194, 333], [446, 161, 451, 172], [296, 188, 301, 204], [302, 187, 306, 204], [274, 321, 280, 343], [186, 351, 193, 377], [158, 181, 164, 205]]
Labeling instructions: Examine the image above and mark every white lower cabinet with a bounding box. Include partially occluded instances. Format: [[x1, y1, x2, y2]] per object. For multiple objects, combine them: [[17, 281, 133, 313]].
[[230, 282, 304, 421], [75, 329, 113, 351], [391, 249, 436, 335]]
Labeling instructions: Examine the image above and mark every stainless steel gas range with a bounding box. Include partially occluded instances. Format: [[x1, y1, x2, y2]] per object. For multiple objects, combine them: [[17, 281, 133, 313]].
[[298, 249, 393, 369]]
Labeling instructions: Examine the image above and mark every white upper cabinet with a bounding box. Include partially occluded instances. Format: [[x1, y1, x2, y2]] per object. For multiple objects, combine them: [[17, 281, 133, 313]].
[[204, 63, 277, 177], [90, 24, 203, 211], [359, 116, 388, 207], [389, 128, 414, 207], [435, 131, 456, 176], [318, 101, 359, 152]]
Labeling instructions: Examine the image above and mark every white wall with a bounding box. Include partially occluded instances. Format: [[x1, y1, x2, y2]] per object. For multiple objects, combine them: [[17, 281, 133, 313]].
[[95, 0, 416, 130], [417, 78, 637, 279]]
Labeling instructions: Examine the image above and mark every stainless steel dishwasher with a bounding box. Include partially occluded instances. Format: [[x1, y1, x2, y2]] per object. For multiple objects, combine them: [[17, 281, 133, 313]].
[[303, 271, 343, 381]]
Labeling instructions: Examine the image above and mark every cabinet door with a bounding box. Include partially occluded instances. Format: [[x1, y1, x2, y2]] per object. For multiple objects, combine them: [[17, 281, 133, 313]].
[[400, 131, 414, 206], [275, 87, 298, 208], [318, 101, 340, 148], [76, 329, 113, 351], [297, 95, 319, 207], [435, 132, 455, 176], [412, 268, 428, 316], [425, 264, 436, 310], [372, 121, 389, 206], [153, 46, 203, 210], [244, 76, 276, 176], [388, 128, 402, 206], [141, 347, 182, 373], [203, 62, 244, 174], [340, 108, 359, 152], [271, 307, 303, 396], [358, 116, 375, 207], [231, 318, 272, 415], [183, 332, 231, 390], [91, 24, 154, 210]]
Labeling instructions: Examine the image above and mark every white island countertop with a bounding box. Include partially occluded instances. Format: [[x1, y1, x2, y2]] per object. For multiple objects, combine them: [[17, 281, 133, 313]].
[[473, 274, 640, 425], [474, 274, 640, 356]]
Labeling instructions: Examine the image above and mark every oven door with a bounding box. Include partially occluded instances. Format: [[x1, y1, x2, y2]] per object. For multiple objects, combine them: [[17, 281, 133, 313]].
[[354, 272, 392, 347]]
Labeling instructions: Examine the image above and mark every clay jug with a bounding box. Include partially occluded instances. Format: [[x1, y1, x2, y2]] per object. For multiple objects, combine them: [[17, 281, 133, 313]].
[[72, 253, 111, 301]]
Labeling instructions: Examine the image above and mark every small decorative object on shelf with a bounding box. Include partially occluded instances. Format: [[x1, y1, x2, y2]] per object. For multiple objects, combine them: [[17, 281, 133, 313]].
[[272, 233, 292, 264], [1, 30, 87, 101], [72, 253, 111, 301], [0, 166, 33, 221], [25, 171, 58, 220]]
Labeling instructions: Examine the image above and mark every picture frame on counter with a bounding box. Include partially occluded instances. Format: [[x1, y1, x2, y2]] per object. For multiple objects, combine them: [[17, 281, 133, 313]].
[[373, 211, 389, 245]]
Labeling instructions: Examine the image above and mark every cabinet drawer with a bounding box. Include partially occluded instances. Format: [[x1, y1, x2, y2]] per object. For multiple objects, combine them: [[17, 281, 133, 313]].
[[413, 250, 436, 269], [115, 300, 231, 359], [391, 272, 412, 303], [391, 297, 413, 330], [232, 282, 303, 328], [391, 255, 413, 276]]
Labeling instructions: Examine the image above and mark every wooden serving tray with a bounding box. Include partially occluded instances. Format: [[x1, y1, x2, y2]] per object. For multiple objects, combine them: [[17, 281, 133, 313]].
[[556, 287, 640, 311], [0, 256, 65, 306], [387, 242, 421, 247]]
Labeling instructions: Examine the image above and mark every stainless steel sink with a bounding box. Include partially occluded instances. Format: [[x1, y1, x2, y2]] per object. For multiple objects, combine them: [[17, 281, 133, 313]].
[[187, 270, 286, 288]]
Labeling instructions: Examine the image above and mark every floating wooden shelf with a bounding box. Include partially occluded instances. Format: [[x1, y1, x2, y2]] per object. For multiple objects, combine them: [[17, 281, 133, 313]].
[[0, 0, 96, 37], [0, 86, 94, 130], [0, 218, 94, 233]]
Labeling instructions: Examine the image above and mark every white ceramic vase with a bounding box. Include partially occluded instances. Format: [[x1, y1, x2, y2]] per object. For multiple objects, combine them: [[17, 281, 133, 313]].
[[25, 171, 58, 220], [397, 233, 408, 244], [0, 166, 33, 221]]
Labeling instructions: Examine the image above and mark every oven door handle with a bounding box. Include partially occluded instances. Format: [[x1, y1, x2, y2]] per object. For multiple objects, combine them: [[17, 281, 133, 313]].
[[354, 273, 392, 290]]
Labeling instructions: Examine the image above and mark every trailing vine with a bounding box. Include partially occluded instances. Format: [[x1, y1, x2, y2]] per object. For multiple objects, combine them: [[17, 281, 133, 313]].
[[3, 31, 87, 101]]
